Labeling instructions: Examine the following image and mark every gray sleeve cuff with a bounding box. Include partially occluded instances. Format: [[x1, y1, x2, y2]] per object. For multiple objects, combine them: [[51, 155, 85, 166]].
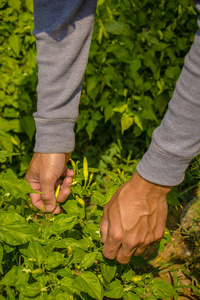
[[136, 141, 192, 186], [33, 119, 75, 153]]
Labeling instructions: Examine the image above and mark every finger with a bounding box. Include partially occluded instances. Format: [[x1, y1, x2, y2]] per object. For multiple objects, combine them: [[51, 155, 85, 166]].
[[133, 245, 147, 256], [99, 218, 108, 243], [52, 205, 61, 214], [102, 225, 122, 260], [116, 244, 138, 264], [62, 176, 73, 188], [102, 236, 122, 260], [55, 173, 73, 190], [62, 168, 74, 178], [57, 187, 71, 203], [99, 206, 109, 243], [41, 182, 57, 213], [101, 204, 123, 259], [29, 193, 44, 211]]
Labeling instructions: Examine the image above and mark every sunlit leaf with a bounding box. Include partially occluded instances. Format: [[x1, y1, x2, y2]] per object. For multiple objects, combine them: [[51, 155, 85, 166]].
[[0, 211, 33, 245], [74, 271, 102, 300]]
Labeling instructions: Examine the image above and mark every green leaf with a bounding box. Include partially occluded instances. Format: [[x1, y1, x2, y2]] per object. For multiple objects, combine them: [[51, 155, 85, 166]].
[[0, 131, 13, 153], [165, 66, 181, 79], [18, 282, 41, 298], [121, 112, 134, 134], [8, 0, 21, 11], [21, 115, 35, 141], [104, 104, 114, 122], [45, 252, 65, 270], [106, 21, 132, 35], [104, 184, 118, 203], [25, 0, 33, 12], [91, 191, 106, 206], [74, 271, 102, 300], [0, 244, 3, 263], [141, 109, 157, 121], [54, 292, 72, 300], [112, 103, 128, 113], [130, 59, 142, 74], [0, 169, 35, 199], [0, 244, 3, 274], [81, 251, 96, 269], [27, 239, 46, 267], [104, 280, 123, 298], [0, 211, 33, 245], [53, 238, 85, 250], [62, 200, 81, 216], [150, 279, 178, 298], [123, 292, 141, 300], [9, 34, 21, 56], [50, 214, 78, 234], [60, 277, 75, 294], [159, 228, 172, 252], [134, 114, 143, 131], [0, 266, 29, 286], [86, 119, 97, 140], [56, 268, 73, 278], [5, 287, 15, 300], [0, 150, 16, 163], [101, 261, 117, 283], [87, 76, 100, 93]]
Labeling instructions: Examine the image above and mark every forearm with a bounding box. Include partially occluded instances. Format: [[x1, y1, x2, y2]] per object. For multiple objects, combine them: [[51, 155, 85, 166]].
[[33, 0, 97, 153], [137, 28, 200, 186]]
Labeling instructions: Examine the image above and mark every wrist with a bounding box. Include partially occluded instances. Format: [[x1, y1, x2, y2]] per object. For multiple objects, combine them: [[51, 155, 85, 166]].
[[131, 171, 172, 198]]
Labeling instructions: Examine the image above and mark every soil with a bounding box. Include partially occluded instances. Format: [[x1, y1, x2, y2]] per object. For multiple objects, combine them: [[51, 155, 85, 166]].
[[146, 198, 200, 300]]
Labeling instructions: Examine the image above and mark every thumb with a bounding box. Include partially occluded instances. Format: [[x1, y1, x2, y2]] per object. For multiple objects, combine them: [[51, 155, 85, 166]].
[[41, 181, 57, 213]]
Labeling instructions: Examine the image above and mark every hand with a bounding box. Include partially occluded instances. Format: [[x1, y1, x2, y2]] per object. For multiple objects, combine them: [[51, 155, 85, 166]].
[[25, 153, 74, 214], [100, 171, 172, 264]]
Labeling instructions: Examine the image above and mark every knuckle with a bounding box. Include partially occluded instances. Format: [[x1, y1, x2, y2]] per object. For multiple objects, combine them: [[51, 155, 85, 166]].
[[102, 249, 116, 260], [135, 249, 145, 256], [117, 257, 129, 264], [144, 238, 153, 246], [110, 230, 123, 243], [156, 232, 164, 242]]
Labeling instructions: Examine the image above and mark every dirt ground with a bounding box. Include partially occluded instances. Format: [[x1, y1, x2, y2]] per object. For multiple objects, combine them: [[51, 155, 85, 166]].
[[147, 198, 200, 300]]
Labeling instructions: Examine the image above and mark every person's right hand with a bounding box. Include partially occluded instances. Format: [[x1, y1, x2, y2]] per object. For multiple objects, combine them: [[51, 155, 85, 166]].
[[25, 153, 74, 214]]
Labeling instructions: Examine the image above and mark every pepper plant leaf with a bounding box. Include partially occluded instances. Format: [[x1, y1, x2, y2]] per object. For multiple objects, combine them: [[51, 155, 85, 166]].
[[0, 211, 33, 245], [0, 169, 35, 199], [74, 271, 102, 300]]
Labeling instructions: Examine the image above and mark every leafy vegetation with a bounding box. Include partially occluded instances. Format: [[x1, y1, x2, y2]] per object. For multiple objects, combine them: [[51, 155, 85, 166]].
[[0, 153, 181, 300], [0, 154, 200, 299], [0, 0, 200, 299], [76, 0, 198, 170], [0, 0, 36, 175], [0, 0, 198, 174]]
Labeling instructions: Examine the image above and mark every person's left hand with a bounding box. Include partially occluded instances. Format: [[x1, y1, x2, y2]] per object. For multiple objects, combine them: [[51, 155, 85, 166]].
[[100, 171, 172, 264]]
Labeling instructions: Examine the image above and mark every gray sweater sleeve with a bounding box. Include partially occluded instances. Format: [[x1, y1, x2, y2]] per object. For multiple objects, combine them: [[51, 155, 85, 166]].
[[33, 0, 97, 153], [33, 1, 200, 186], [137, 27, 200, 186]]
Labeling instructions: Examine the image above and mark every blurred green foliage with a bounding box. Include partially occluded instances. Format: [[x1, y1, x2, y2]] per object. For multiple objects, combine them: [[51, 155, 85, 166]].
[[0, 0, 198, 175], [0, 0, 37, 175], [77, 0, 198, 170]]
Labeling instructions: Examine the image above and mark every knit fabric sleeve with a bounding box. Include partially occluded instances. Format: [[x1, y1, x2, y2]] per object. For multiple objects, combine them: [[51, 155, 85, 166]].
[[137, 27, 200, 186], [33, 0, 97, 153]]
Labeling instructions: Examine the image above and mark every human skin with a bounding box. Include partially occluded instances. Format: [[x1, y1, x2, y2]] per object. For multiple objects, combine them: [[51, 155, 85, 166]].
[[25, 153, 74, 214], [100, 172, 172, 264], [25, 153, 172, 262]]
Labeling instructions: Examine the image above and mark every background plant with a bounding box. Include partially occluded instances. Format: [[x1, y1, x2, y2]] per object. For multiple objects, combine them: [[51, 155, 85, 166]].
[[1, 0, 200, 299], [0, 0, 198, 177], [0, 153, 187, 300]]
